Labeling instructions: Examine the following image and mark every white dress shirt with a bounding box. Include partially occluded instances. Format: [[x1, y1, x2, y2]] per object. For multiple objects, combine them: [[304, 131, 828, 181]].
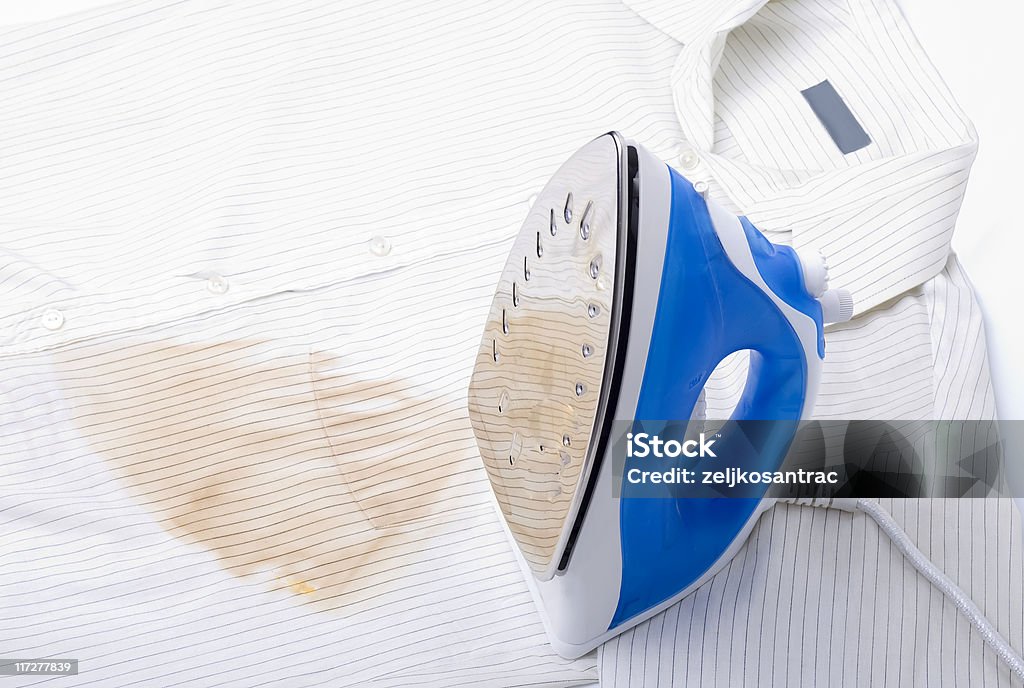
[[0, 0, 1018, 686]]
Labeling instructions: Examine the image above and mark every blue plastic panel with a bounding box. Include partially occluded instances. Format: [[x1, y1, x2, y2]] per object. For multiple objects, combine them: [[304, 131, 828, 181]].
[[611, 166, 813, 627]]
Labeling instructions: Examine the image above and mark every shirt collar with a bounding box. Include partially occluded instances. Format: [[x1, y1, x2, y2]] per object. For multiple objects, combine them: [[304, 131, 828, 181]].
[[624, 0, 977, 315], [625, 0, 771, 150]]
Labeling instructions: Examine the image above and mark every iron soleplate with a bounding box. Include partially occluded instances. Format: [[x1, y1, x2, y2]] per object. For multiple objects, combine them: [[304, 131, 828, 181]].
[[468, 132, 631, 581]]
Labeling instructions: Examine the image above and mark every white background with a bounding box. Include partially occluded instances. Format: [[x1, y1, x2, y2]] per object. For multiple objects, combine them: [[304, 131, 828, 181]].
[[1, 0, 1022, 419]]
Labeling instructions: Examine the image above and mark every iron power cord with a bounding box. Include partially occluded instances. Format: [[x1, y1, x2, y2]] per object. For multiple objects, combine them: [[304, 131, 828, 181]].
[[777, 497, 1024, 681]]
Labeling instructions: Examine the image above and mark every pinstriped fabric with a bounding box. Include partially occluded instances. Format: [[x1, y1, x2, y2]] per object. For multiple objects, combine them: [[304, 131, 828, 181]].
[[600, 499, 1023, 688], [0, 1, 686, 685], [0, 0, 686, 356], [0, 0, 1015, 687]]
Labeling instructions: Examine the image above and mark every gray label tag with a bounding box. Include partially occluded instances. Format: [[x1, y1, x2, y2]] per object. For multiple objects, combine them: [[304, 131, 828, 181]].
[[801, 80, 871, 154]]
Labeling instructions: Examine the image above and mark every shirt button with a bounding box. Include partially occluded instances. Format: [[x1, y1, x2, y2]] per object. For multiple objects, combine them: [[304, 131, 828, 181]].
[[368, 235, 392, 257], [41, 309, 65, 330], [206, 274, 229, 294], [679, 149, 700, 171]]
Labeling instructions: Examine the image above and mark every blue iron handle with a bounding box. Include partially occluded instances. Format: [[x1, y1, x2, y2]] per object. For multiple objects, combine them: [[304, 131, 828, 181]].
[[638, 168, 823, 426], [612, 166, 825, 627]]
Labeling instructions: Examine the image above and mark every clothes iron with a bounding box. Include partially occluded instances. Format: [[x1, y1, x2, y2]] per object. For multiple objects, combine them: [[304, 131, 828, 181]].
[[467, 132, 852, 658]]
